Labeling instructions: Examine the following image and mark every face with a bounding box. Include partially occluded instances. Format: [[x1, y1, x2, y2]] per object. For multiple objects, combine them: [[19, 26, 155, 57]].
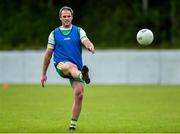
[[60, 10, 73, 28]]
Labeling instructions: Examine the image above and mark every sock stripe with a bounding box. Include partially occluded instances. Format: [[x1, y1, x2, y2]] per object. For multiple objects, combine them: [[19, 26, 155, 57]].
[[71, 118, 77, 121], [70, 124, 76, 127]]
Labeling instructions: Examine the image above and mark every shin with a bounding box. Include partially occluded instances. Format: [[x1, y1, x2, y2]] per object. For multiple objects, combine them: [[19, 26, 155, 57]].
[[71, 81, 84, 120]]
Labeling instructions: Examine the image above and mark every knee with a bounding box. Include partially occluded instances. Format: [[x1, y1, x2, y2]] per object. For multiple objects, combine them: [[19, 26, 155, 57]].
[[75, 90, 84, 101], [78, 93, 83, 101], [67, 64, 77, 74], [66, 64, 72, 70]]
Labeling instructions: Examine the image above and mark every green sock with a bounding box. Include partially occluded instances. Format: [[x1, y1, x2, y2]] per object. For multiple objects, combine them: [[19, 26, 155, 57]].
[[75, 72, 84, 83], [70, 118, 77, 128]]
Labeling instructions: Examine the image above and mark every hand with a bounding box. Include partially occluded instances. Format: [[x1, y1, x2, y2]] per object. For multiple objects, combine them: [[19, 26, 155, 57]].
[[41, 75, 47, 88], [87, 46, 95, 54]]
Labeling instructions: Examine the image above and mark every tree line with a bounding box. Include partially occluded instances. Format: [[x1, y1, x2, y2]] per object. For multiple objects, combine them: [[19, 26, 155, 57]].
[[0, 0, 180, 50]]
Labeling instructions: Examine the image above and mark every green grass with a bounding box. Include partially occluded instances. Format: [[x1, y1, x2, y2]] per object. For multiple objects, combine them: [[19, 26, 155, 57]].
[[0, 84, 180, 133]]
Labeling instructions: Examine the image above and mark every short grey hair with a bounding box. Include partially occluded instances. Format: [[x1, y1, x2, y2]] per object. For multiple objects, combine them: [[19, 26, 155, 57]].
[[59, 6, 74, 17]]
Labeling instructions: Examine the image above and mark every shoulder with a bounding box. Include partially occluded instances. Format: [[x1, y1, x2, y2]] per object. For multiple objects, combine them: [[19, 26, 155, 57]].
[[72, 25, 82, 31], [76, 26, 86, 35], [73, 25, 86, 34], [48, 30, 54, 38], [53, 27, 60, 34], [72, 25, 88, 41], [76, 27, 88, 42]]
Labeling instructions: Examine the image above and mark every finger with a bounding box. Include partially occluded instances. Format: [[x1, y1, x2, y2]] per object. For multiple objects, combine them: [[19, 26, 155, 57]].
[[41, 80, 45, 87], [87, 48, 91, 52], [41, 81, 44, 87], [91, 49, 95, 54], [88, 47, 94, 54]]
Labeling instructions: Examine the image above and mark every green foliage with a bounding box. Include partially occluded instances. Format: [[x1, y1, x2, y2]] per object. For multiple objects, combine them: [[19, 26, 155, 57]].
[[0, 0, 59, 50], [0, 0, 180, 50]]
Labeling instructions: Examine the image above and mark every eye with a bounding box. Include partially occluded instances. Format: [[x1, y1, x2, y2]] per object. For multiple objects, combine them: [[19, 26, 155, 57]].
[[62, 15, 71, 18]]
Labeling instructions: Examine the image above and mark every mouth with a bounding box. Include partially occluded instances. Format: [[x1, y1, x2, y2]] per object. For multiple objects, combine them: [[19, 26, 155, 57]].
[[65, 20, 70, 23]]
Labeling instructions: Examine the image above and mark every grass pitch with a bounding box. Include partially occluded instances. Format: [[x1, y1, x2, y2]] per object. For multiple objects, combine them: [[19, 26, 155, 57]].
[[0, 84, 180, 133]]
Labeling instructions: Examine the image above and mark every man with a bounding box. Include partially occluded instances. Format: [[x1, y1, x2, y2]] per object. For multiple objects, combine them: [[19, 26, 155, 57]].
[[41, 6, 95, 131]]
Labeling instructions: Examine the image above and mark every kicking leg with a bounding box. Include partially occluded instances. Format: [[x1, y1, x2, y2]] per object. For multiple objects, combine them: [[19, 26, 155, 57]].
[[57, 62, 83, 82], [57, 62, 91, 84]]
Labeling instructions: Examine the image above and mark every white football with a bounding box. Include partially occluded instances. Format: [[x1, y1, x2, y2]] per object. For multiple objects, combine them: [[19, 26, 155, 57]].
[[136, 29, 154, 45]]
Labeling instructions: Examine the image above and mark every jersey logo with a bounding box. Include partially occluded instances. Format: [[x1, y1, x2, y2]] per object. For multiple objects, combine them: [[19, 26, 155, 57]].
[[64, 37, 71, 40]]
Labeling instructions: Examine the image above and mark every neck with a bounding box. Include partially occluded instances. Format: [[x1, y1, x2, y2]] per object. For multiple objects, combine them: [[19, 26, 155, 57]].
[[61, 24, 72, 29]]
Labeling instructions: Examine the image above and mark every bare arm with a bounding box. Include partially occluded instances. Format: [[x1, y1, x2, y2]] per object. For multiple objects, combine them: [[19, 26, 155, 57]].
[[41, 48, 53, 87], [82, 39, 95, 54]]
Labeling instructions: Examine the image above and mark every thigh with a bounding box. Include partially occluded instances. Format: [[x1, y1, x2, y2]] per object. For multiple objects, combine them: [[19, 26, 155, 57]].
[[57, 61, 78, 76], [56, 65, 71, 78]]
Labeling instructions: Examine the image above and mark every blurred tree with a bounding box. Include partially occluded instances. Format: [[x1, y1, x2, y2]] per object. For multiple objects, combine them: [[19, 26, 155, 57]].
[[0, 0, 180, 50], [48, 0, 55, 8]]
